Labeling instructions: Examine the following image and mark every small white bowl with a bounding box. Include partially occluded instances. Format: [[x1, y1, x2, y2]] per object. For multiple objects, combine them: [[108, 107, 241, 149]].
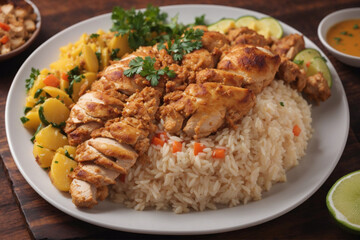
[[318, 8, 360, 67]]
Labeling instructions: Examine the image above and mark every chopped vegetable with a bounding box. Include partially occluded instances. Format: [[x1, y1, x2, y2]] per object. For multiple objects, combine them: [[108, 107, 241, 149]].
[[61, 72, 69, 81], [293, 125, 301, 136], [0, 35, 9, 44], [194, 142, 205, 156], [89, 33, 100, 39], [65, 66, 84, 97], [155, 132, 168, 141], [212, 148, 225, 159], [280, 102, 284, 107], [172, 141, 182, 153], [124, 56, 175, 86], [20, 116, 29, 124], [152, 136, 165, 147], [25, 68, 40, 92], [0, 22, 10, 31], [33, 89, 43, 98], [110, 48, 120, 60]]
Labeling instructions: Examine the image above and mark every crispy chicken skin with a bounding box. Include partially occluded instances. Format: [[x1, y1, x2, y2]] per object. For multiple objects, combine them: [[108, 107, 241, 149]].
[[271, 33, 305, 60], [227, 27, 269, 47], [276, 57, 307, 92], [303, 72, 331, 103], [160, 83, 255, 139], [217, 45, 281, 94]]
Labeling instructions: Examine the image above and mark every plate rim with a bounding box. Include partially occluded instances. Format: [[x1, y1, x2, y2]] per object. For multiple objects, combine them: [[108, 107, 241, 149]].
[[5, 4, 350, 235]]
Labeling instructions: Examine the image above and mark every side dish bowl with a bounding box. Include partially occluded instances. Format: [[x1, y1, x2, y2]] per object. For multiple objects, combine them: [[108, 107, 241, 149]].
[[0, 0, 41, 61], [318, 8, 360, 67]]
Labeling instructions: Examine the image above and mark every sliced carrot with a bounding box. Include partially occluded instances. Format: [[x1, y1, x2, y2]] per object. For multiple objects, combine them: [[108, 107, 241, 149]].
[[61, 72, 69, 81], [293, 125, 301, 136], [43, 74, 60, 87], [0, 22, 10, 31], [152, 136, 165, 147], [172, 141, 182, 153], [0, 35, 9, 44], [212, 148, 226, 159], [194, 142, 205, 156]]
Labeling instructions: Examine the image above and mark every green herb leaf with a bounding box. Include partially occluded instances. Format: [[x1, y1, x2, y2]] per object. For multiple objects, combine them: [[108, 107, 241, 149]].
[[55, 161, 58, 164], [280, 102, 284, 107], [110, 48, 120, 60], [25, 68, 40, 92], [95, 50, 101, 64], [65, 149, 74, 160], [194, 14, 206, 25], [37, 145, 43, 148], [90, 33, 100, 39], [70, 167, 74, 172], [34, 96, 46, 106], [20, 116, 29, 124], [34, 89, 43, 98], [31, 123, 42, 143], [353, 23, 359, 29], [293, 59, 304, 65], [24, 107, 32, 115], [334, 37, 342, 44], [38, 106, 49, 126], [65, 66, 84, 97]]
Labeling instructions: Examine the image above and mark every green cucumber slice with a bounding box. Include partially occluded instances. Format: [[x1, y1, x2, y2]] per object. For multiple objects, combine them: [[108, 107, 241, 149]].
[[307, 56, 333, 88], [235, 15, 257, 29], [208, 18, 235, 34]]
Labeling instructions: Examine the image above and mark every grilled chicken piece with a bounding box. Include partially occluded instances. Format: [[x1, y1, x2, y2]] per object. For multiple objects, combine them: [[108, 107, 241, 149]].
[[165, 64, 191, 92], [201, 31, 230, 53], [276, 57, 307, 92], [69, 179, 98, 208], [227, 27, 269, 47], [181, 49, 217, 82], [195, 68, 245, 87], [160, 83, 255, 138], [217, 45, 281, 94], [71, 163, 120, 187], [271, 33, 305, 60], [303, 72, 331, 103], [65, 91, 124, 146]]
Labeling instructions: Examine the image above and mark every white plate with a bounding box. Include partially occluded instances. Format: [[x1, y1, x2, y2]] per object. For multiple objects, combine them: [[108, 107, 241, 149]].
[[5, 4, 349, 235]]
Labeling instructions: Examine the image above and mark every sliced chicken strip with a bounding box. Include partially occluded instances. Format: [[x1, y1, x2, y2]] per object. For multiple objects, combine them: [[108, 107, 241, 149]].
[[217, 45, 281, 94], [195, 68, 245, 87], [70, 163, 120, 187], [69, 179, 98, 208], [67, 122, 103, 146], [271, 33, 305, 60], [227, 27, 269, 47]]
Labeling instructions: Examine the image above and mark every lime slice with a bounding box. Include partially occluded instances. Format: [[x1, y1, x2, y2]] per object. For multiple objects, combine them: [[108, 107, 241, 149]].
[[208, 18, 235, 34], [326, 170, 360, 234], [293, 48, 321, 66], [235, 16, 257, 30], [307, 56, 333, 88], [256, 17, 283, 39]]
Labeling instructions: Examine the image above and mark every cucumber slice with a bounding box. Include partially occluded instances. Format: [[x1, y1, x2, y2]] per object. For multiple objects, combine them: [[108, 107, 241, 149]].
[[307, 57, 333, 88], [235, 15, 257, 30], [293, 48, 321, 66], [256, 17, 283, 39], [208, 18, 235, 34]]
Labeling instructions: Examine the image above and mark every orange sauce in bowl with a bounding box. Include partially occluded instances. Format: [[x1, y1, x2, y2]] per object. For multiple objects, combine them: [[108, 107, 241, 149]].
[[326, 19, 360, 57]]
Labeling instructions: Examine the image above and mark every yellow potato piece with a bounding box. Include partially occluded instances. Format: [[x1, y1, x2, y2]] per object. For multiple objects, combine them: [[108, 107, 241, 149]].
[[33, 144, 55, 168], [59, 78, 69, 92], [23, 106, 40, 131], [109, 34, 131, 58], [35, 125, 68, 151], [50, 153, 77, 192], [56, 145, 77, 159], [42, 98, 70, 124], [101, 47, 109, 70], [72, 72, 97, 102], [28, 77, 46, 98], [82, 45, 99, 72], [42, 86, 73, 107], [25, 95, 37, 108]]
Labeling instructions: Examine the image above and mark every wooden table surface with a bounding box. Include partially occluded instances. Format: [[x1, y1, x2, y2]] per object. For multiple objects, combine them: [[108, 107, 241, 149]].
[[1, 0, 360, 239]]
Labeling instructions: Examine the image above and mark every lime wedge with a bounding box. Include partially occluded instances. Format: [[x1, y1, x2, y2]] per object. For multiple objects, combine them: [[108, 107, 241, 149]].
[[256, 17, 283, 39], [208, 18, 235, 34], [326, 170, 360, 234], [307, 56, 333, 88], [235, 16, 257, 30], [293, 48, 321, 66]]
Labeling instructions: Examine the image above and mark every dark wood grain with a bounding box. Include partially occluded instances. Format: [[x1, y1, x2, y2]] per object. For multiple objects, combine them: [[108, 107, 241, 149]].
[[1, 0, 360, 239]]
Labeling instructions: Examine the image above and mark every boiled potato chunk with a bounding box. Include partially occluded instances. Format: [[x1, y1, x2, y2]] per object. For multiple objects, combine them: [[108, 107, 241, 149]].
[[42, 86, 73, 107], [101, 47, 109, 70], [35, 125, 68, 151], [42, 98, 70, 124], [33, 144, 55, 168], [50, 153, 78, 191], [59, 78, 69, 92], [82, 45, 99, 72], [72, 72, 97, 102], [22, 106, 40, 131], [56, 145, 76, 159], [109, 34, 131, 57]]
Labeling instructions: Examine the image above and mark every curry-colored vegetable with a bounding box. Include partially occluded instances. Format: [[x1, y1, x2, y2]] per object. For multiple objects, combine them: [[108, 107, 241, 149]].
[[109, 34, 131, 58], [82, 45, 99, 72], [42, 86, 73, 107], [49, 152, 77, 191], [56, 145, 76, 158], [35, 125, 68, 151], [33, 144, 55, 168], [22, 105, 40, 131], [71, 72, 97, 102], [42, 98, 70, 124]]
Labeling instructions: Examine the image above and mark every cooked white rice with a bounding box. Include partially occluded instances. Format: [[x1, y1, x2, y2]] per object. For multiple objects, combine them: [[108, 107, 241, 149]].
[[110, 80, 312, 213]]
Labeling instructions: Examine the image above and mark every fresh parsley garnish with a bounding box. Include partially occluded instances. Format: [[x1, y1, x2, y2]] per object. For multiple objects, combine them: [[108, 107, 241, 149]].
[[158, 28, 204, 61], [353, 23, 359, 29], [31, 123, 42, 143], [34, 96, 46, 106], [24, 107, 32, 115], [37, 145, 43, 148], [334, 37, 342, 44], [65, 150, 74, 160], [70, 167, 74, 172], [90, 33, 100, 39], [293, 59, 304, 65], [25, 68, 40, 92], [280, 102, 284, 107], [34, 89, 43, 98], [95, 50, 101, 64], [38, 106, 66, 129], [124, 56, 175, 86], [194, 15, 206, 25], [65, 66, 84, 97], [110, 48, 120, 60], [55, 161, 58, 164], [20, 116, 29, 124]]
